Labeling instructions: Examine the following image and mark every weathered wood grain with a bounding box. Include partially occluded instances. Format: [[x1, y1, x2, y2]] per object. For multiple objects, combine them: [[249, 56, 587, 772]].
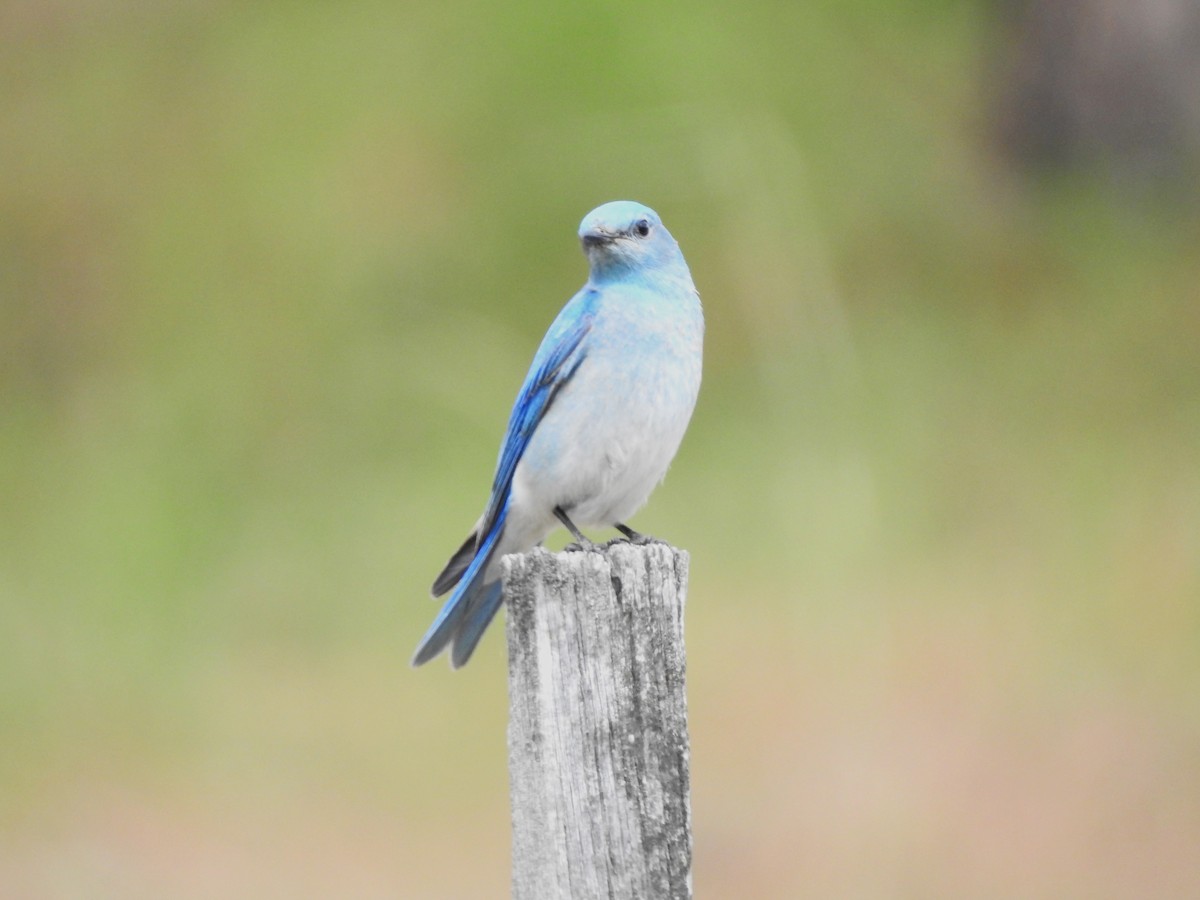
[[505, 542, 692, 900]]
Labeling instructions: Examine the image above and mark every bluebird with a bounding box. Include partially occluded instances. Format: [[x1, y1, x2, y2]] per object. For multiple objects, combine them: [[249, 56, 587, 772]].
[[412, 201, 704, 668]]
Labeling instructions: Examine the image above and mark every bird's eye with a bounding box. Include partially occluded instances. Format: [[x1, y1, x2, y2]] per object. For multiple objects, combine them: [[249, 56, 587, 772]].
[[633, 219, 651, 238]]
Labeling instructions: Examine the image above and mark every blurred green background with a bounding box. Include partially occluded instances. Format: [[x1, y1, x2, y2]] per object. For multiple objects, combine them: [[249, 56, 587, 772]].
[[3, 0, 1199, 896]]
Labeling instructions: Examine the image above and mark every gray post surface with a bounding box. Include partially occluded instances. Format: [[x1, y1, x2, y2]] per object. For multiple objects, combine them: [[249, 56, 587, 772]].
[[504, 543, 692, 900]]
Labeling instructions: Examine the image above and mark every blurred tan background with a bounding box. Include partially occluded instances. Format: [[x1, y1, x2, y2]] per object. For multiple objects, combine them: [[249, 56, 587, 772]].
[[2, 1, 1199, 896]]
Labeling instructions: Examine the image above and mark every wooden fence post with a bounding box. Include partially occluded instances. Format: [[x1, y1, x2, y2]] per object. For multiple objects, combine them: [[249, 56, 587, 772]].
[[504, 542, 692, 900]]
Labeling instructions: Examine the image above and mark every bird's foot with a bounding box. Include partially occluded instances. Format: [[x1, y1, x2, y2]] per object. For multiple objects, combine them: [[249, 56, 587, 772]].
[[555, 506, 602, 552], [603, 535, 666, 550], [613, 523, 666, 546], [564, 536, 602, 553]]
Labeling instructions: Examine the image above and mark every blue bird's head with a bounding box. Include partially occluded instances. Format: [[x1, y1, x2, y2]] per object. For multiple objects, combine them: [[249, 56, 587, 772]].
[[578, 200, 684, 282]]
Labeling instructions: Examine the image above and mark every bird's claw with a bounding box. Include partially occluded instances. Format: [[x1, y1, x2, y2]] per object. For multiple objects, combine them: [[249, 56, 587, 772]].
[[604, 534, 665, 550], [564, 538, 601, 553], [613, 524, 665, 546], [630, 533, 665, 546]]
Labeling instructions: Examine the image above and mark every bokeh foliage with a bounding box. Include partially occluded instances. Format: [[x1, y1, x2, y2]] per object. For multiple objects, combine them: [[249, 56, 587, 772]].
[[2, 1, 1198, 895]]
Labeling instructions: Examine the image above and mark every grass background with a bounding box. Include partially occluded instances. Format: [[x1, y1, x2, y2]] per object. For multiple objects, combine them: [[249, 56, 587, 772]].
[[2, 1, 1199, 896]]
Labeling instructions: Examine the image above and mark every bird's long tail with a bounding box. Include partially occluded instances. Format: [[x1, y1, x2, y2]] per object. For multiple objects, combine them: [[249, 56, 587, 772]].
[[431, 530, 476, 598], [411, 505, 509, 668]]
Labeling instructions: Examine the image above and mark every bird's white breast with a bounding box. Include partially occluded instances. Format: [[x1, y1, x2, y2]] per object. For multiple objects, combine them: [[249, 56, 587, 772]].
[[511, 286, 703, 531]]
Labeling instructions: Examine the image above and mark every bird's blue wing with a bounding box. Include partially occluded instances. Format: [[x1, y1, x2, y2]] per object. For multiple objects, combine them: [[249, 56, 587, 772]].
[[412, 290, 598, 667], [476, 289, 598, 542]]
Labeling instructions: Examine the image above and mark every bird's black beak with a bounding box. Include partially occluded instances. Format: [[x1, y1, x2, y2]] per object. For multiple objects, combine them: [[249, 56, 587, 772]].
[[581, 230, 617, 247]]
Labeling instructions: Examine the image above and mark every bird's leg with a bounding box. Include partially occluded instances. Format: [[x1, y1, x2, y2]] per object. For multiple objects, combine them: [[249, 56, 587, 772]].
[[555, 506, 599, 552], [614, 523, 665, 546]]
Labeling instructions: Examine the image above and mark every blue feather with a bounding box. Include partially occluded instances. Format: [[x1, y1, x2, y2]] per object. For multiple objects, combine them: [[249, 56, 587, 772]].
[[477, 290, 596, 543], [411, 501, 509, 666], [417, 296, 595, 666]]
